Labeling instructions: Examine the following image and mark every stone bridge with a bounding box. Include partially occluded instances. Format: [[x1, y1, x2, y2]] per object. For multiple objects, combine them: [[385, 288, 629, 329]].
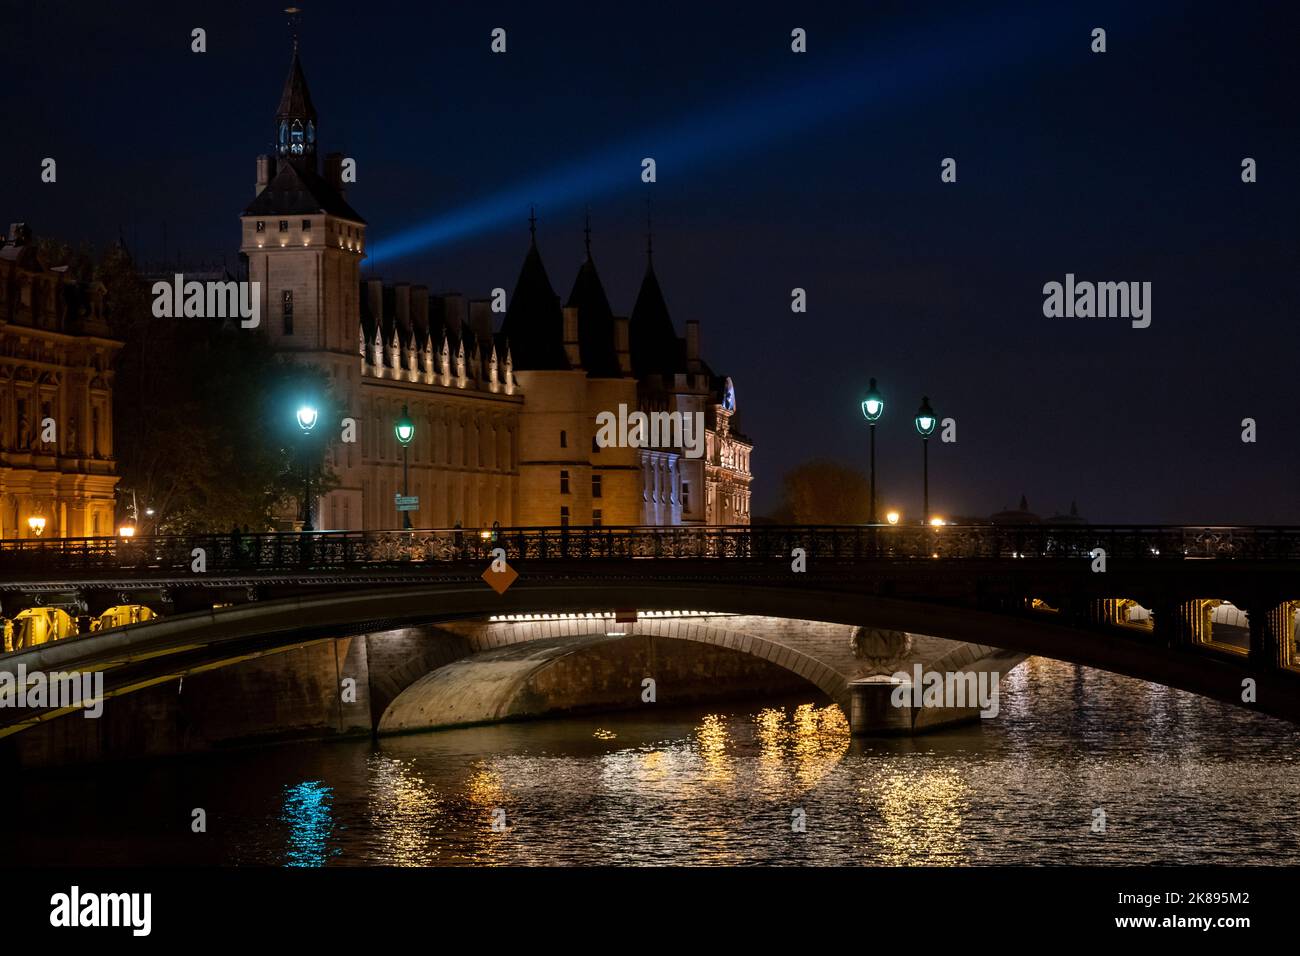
[[0, 524, 1297, 754]]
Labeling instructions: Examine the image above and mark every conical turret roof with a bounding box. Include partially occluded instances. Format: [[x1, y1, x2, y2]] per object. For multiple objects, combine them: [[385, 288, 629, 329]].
[[501, 229, 570, 370]]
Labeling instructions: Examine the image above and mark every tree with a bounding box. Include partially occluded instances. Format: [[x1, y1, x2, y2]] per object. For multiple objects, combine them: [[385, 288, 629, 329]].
[[772, 459, 871, 524], [92, 245, 343, 533]]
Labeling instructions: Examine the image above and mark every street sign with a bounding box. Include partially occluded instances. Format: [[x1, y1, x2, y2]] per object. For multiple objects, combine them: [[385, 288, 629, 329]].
[[395, 495, 419, 511]]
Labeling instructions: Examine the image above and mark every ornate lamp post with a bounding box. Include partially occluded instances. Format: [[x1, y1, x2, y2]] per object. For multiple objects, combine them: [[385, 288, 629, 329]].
[[914, 396, 936, 525], [296, 404, 318, 531], [395, 404, 415, 530], [860, 378, 884, 524]]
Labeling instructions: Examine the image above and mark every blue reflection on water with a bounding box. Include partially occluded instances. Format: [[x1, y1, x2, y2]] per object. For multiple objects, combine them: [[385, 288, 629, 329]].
[[281, 780, 337, 867]]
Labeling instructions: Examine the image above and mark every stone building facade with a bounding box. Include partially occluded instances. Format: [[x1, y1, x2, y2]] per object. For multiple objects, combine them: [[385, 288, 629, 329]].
[[243, 44, 751, 530], [0, 224, 121, 538]]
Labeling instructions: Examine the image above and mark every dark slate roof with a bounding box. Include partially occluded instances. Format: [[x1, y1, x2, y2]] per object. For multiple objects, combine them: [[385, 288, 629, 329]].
[[243, 160, 365, 221], [501, 239, 570, 370], [277, 50, 317, 121], [629, 262, 684, 377], [565, 253, 622, 378]]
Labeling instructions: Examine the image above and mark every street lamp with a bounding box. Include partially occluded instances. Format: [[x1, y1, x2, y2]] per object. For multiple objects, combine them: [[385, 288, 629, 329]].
[[914, 396, 936, 525], [860, 378, 884, 523], [297, 403, 318, 531], [27, 516, 45, 537], [886, 510, 900, 526], [395, 404, 415, 531]]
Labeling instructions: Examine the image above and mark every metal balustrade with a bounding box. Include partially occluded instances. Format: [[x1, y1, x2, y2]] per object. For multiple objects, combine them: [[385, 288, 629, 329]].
[[0, 524, 1298, 578]]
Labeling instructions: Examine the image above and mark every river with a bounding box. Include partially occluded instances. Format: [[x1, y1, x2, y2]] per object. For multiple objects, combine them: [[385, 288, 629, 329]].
[[10, 657, 1299, 866]]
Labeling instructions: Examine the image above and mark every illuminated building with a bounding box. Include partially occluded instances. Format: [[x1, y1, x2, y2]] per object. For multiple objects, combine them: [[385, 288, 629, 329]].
[[0, 223, 120, 538], [241, 42, 752, 529]]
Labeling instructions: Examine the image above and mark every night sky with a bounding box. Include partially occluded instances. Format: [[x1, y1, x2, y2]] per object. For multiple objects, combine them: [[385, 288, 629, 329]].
[[5, 0, 1298, 524]]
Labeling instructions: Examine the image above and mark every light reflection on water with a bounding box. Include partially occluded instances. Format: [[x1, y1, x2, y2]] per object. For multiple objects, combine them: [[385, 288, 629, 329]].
[[281, 781, 337, 867], [10, 658, 1300, 866]]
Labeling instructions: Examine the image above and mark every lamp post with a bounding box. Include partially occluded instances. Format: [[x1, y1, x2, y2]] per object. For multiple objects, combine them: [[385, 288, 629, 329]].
[[860, 378, 884, 524], [395, 404, 415, 530], [296, 404, 318, 531], [914, 396, 936, 525]]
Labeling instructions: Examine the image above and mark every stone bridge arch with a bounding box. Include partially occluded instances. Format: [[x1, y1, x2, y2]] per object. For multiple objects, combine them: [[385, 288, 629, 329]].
[[2, 578, 1299, 748], [375, 614, 1018, 735]]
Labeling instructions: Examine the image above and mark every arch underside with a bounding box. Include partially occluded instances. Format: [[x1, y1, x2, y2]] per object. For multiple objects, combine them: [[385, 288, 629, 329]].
[[1, 579, 1297, 738]]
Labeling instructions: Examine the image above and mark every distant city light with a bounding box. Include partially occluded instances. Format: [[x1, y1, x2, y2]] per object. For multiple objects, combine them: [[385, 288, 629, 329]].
[[886, 511, 900, 525], [929, 517, 945, 527]]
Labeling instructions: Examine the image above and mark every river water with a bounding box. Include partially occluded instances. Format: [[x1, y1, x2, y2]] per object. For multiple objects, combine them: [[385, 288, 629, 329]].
[[11, 657, 1300, 866]]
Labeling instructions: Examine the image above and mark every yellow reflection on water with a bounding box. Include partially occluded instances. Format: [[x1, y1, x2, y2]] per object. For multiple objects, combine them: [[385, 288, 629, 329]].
[[695, 713, 735, 784], [366, 756, 441, 866], [864, 766, 971, 865], [752, 703, 849, 794]]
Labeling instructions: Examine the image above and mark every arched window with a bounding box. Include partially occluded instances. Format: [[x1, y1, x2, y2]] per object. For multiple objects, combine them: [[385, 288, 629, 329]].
[[290, 120, 304, 155]]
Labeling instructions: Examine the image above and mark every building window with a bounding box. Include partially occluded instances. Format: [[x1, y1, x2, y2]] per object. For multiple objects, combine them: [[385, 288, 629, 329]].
[[282, 290, 294, 335], [255, 220, 266, 233], [302, 219, 312, 231], [559, 430, 567, 448], [559, 470, 570, 495], [592, 474, 602, 498], [682, 482, 690, 512], [560, 506, 569, 528], [593, 509, 603, 528], [279, 220, 289, 233]]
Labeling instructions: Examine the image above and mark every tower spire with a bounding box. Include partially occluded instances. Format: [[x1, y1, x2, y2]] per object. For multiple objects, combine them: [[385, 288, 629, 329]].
[[274, 9, 317, 169], [285, 6, 303, 53], [583, 207, 592, 258], [528, 205, 537, 244]]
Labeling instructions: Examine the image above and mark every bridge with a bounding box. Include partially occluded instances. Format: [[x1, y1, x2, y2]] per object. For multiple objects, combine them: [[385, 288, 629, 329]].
[[0, 524, 1298, 745]]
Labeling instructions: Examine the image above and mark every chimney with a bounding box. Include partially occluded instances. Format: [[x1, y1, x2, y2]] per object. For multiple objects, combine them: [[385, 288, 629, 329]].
[[394, 283, 411, 340], [366, 278, 384, 326], [614, 316, 631, 374], [685, 320, 700, 371], [563, 306, 581, 366], [412, 286, 430, 340], [469, 299, 493, 343], [255, 155, 272, 195], [324, 152, 345, 195], [442, 292, 466, 337]]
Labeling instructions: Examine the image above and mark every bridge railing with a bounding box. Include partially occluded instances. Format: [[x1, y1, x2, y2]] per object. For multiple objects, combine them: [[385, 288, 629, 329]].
[[1, 524, 1299, 578]]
